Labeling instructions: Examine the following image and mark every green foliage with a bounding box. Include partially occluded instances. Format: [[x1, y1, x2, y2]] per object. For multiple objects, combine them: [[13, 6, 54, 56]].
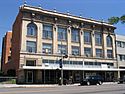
[[0, 79, 16, 84], [108, 17, 119, 24], [108, 15, 125, 25], [120, 15, 125, 24]]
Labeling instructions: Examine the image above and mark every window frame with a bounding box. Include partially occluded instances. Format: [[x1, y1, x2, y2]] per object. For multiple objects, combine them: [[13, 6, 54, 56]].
[[84, 31, 91, 44], [42, 24, 53, 39], [107, 36, 112, 47], [58, 44, 67, 55], [107, 50, 113, 59], [84, 47, 92, 57], [71, 28, 80, 42], [72, 46, 80, 55], [42, 43, 52, 54], [58, 27, 67, 41], [26, 41, 36, 53], [27, 23, 37, 37], [95, 32, 102, 46], [96, 48, 102, 58]]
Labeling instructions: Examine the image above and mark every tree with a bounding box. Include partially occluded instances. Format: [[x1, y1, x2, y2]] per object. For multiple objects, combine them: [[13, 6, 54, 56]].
[[108, 15, 125, 24]]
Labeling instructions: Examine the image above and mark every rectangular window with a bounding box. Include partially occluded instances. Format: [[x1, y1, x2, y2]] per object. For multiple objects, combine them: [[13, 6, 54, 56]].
[[43, 24, 53, 39], [117, 41, 121, 47], [26, 41, 36, 53], [58, 45, 67, 55], [26, 60, 36, 66], [84, 47, 91, 57], [107, 50, 113, 58], [72, 46, 80, 55], [71, 28, 79, 42], [119, 55, 122, 61], [119, 55, 125, 61], [8, 56, 11, 61], [42, 43, 52, 54], [58, 27, 67, 41], [95, 33, 102, 46], [96, 49, 102, 58], [84, 31, 91, 44]]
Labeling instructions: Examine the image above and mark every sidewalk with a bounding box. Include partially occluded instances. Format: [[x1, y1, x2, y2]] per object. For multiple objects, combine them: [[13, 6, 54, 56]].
[[0, 82, 118, 88]]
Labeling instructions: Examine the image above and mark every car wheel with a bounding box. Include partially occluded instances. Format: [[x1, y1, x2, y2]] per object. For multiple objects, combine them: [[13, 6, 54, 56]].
[[98, 81, 102, 85], [87, 81, 90, 85]]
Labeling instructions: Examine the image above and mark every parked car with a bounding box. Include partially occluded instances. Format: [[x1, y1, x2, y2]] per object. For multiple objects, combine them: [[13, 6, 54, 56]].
[[80, 75, 104, 85], [118, 77, 125, 84]]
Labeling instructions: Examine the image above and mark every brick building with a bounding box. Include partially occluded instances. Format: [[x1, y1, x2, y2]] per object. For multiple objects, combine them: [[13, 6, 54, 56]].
[[1, 32, 13, 75], [2, 5, 125, 84]]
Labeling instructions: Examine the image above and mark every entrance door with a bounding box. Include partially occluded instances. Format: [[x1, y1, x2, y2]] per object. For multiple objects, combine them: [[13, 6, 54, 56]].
[[27, 71, 33, 83]]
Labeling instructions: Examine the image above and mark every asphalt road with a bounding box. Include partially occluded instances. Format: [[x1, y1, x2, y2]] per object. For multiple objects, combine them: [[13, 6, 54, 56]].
[[0, 84, 125, 94]]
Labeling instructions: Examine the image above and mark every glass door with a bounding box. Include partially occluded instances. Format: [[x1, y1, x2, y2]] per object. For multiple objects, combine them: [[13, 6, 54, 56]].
[[27, 71, 33, 83]]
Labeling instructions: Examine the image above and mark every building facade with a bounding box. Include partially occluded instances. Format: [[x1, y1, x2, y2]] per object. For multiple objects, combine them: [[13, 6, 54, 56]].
[[116, 35, 125, 78], [1, 32, 13, 75], [11, 5, 119, 84]]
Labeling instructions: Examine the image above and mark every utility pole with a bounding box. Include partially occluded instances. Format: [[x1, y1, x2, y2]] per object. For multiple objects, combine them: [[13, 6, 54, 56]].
[[60, 31, 63, 85], [59, 29, 68, 85]]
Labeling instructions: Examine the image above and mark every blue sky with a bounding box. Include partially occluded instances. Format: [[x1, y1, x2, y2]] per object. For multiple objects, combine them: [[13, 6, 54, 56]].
[[0, 0, 125, 54]]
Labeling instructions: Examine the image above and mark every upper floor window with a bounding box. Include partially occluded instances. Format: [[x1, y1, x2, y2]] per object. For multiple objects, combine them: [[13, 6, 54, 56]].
[[27, 23, 37, 36], [58, 45, 67, 55], [96, 49, 102, 58], [71, 28, 79, 42], [26, 41, 36, 53], [84, 31, 91, 44], [117, 41, 121, 47], [43, 24, 53, 39], [26, 60, 36, 66], [107, 50, 113, 58], [42, 43, 52, 54], [119, 55, 125, 61], [72, 46, 80, 55], [107, 36, 112, 47], [117, 41, 125, 48], [84, 47, 92, 57], [95, 33, 102, 46], [58, 27, 67, 41]]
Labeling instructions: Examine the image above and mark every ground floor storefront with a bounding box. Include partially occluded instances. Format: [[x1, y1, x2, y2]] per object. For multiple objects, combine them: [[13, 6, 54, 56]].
[[17, 69, 119, 84]]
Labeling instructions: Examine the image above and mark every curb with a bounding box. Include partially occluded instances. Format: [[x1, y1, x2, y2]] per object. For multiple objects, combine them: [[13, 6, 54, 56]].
[[0, 82, 118, 88]]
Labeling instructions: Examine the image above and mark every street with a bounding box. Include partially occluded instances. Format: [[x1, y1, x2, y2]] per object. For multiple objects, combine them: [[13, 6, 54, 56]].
[[0, 84, 125, 94]]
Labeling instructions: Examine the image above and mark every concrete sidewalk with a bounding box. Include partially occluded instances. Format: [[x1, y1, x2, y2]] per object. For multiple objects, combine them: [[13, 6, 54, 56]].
[[0, 82, 118, 88]]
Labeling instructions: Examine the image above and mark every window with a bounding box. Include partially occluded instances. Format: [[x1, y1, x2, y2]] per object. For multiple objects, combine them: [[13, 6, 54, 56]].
[[121, 42, 125, 48], [26, 41, 36, 53], [107, 50, 113, 58], [96, 49, 102, 58], [72, 46, 80, 55], [43, 24, 53, 39], [107, 36, 112, 47], [8, 56, 11, 61], [119, 55, 125, 61], [27, 23, 37, 36], [26, 60, 36, 66], [42, 43, 52, 54], [58, 27, 67, 41], [116, 41, 125, 48], [95, 33, 102, 46], [84, 31, 91, 44], [84, 47, 91, 57], [58, 45, 67, 55], [117, 41, 121, 47], [71, 28, 79, 42]]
